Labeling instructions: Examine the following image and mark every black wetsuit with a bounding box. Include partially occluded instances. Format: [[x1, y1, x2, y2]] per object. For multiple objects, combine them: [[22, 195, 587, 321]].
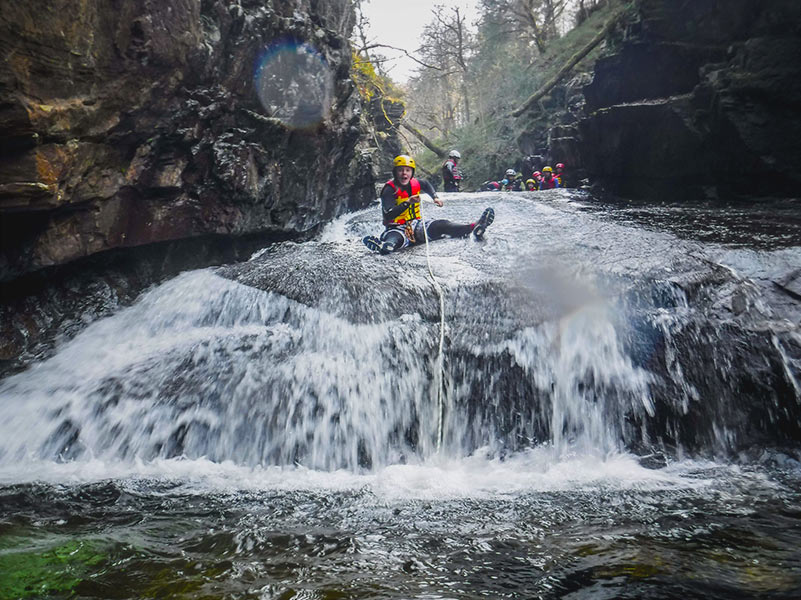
[[378, 178, 473, 251], [442, 159, 461, 192]]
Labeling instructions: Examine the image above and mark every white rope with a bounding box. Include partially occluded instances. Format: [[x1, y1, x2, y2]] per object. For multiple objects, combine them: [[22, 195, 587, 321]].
[[416, 195, 447, 451]]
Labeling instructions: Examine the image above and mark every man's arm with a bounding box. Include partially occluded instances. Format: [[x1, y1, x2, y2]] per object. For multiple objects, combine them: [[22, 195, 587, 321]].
[[419, 180, 443, 206]]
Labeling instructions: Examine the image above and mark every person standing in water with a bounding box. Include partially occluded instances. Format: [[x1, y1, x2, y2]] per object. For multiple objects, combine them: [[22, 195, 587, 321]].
[[442, 149, 463, 192], [538, 166, 560, 190], [501, 169, 521, 191], [363, 155, 494, 255], [555, 163, 566, 187]]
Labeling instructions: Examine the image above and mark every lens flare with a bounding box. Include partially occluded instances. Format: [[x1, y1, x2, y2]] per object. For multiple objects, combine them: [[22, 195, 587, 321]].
[[254, 39, 334, 130]]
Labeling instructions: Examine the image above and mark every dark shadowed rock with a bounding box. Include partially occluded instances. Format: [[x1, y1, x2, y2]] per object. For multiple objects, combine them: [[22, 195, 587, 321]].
[[582, 42, 727, 113], [578, 0, 801, 201]]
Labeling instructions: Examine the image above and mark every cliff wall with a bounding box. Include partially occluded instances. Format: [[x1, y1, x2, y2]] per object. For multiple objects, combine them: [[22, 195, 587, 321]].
[[0, 0, 386, 374], [0, 0, 376, 283], [578, 0, 801, 200]]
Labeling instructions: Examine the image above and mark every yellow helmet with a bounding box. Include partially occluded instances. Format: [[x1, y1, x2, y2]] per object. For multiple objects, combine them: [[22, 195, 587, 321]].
[[393, 155, 416, 170], [526, 179, 536, 186], [542, 166, 553, 173]]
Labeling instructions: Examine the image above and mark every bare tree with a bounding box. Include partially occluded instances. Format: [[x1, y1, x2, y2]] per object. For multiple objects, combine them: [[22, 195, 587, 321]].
[[480, 0, 570, 50], [438, 6, 472, 123], [352, 0, 442, 79], [411, 5, 475, 136], [575, 0, 608, 26]]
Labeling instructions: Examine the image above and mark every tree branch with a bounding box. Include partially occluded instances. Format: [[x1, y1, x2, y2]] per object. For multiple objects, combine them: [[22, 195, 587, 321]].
[[359, 43, 443, 71], [400, 122, 448, 158]]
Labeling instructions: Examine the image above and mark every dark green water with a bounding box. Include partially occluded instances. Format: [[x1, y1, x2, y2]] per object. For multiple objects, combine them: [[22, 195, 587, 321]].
[[1, 456, 800, 599]]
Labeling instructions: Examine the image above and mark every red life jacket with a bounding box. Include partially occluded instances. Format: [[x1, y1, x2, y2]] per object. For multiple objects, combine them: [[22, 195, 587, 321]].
[[442, 159, 462, 181], [539, 176, 558, 190], [384, 178, 422, 225]]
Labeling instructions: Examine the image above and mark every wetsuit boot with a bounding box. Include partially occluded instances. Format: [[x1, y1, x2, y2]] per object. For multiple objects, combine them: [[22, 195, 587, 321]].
[[363, 236, 394, 255], [472, 207, 495, 239]]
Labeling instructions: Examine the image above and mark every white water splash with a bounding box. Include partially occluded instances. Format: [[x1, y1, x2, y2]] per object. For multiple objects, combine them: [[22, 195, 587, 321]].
[[0, 269, 441, 470]]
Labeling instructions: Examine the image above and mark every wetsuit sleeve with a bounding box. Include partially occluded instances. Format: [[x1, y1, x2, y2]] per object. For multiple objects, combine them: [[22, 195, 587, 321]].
[[380, 184, 409, 221], [419, 180, 439, 199]]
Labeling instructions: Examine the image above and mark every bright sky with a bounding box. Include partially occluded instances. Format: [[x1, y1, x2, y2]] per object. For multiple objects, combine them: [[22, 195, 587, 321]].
[[360, 0, 480, 83]]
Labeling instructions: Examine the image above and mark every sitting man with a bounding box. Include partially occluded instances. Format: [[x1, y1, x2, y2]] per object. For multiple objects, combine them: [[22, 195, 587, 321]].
[[363, 155, 494, 254]]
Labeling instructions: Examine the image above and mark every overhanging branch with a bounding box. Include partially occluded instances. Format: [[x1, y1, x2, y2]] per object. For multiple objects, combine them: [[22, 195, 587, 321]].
[[400, 122, 448, 158], [359, 43, 442, 71]]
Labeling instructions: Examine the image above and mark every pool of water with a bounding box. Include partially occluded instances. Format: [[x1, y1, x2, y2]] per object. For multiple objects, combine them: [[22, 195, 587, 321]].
[[1, 453, 800, 599]]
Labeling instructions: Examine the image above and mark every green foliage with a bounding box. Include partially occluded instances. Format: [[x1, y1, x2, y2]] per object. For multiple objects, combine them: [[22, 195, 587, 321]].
[[351, 51, 404, 104], [405, 0, 631, 188], [533, 0, 635, 82], [417, 118, 522, 189]]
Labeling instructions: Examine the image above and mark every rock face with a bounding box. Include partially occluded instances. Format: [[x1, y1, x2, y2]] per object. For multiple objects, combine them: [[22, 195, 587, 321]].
[[578, 0, 801, 200], [516, 74, 590, 187], [0, 0, 376, 283]]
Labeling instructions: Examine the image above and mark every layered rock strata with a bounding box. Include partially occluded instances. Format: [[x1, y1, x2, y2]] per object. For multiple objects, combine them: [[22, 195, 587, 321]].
[[579, 0, 801, 200], [0, 0, 382, 373]]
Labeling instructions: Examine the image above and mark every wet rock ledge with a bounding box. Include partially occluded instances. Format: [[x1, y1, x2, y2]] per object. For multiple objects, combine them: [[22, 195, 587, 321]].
[[579, 0, 801, 201]]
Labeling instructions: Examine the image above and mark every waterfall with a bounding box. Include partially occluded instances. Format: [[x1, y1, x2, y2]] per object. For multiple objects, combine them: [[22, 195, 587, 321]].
[[0, 270, 444, 469], [1, 193, 798, 472]]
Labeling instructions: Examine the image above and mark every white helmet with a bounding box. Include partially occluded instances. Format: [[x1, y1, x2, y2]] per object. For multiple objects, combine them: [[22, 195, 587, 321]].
[[449, 149, 461, 159], [505, 168, 516, 177]]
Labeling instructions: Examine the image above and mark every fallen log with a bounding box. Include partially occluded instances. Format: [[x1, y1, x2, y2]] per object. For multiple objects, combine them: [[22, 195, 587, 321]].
[[510, 11, 623, 118]]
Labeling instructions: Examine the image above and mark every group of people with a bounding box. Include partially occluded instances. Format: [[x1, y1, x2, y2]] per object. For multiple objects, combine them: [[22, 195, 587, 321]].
[[480, 163, 565, 192], [441, 149, 566, 193]]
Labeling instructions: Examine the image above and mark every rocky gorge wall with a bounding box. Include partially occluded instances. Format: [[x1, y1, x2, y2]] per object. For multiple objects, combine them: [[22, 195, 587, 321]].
[[0, 0, 384, 374], [0, 0, 376, 283], [578, 0, 801, 201]]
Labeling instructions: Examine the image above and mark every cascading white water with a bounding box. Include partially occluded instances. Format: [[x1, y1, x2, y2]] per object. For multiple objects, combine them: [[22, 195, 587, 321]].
[[1, 192, 798, 474], [0, 265, 650, 469], [0, 269, 446, 470], [438, 297, 655, 460]]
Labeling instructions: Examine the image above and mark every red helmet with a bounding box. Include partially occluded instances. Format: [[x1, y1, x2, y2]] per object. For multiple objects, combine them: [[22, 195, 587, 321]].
[[556, 163, 565, 169], [533, 171, 541, 178]]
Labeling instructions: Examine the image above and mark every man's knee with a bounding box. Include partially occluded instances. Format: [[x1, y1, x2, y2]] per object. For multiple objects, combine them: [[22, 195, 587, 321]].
[[380, 229, 405, 250]]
